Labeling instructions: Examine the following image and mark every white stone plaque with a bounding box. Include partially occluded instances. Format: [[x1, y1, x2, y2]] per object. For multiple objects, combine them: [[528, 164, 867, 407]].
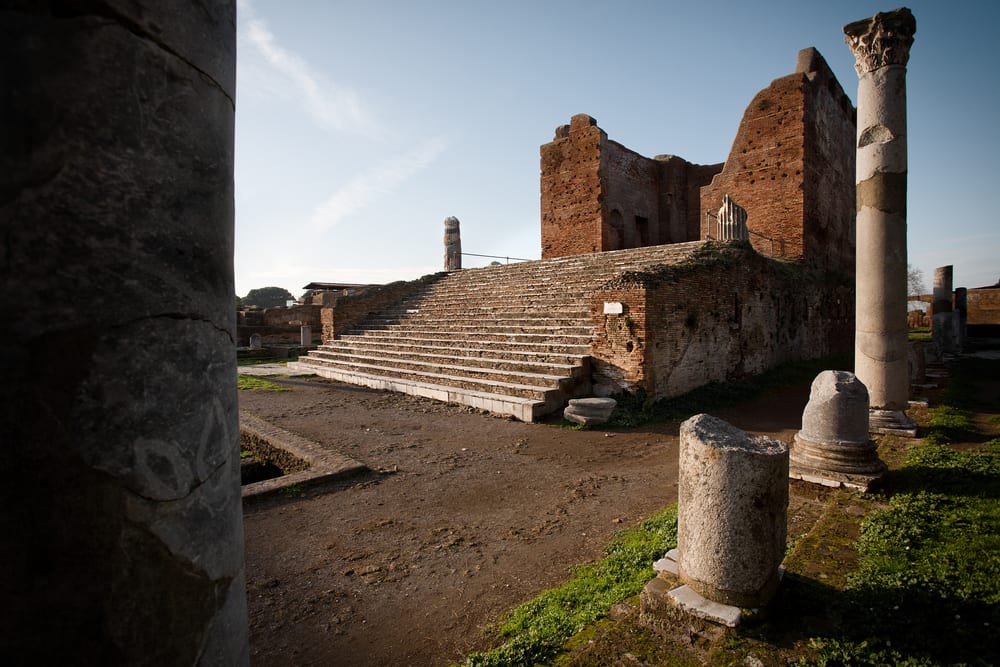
[[603, 302, 624, 315]]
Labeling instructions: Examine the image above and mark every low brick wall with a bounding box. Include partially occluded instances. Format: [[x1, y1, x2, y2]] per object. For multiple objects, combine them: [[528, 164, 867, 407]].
[[321, 273, 447, 342], [589, 242, 853, 399]]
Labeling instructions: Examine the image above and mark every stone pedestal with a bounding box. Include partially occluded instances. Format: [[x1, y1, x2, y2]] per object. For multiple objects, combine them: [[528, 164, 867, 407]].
[[0, 4, 247, 663], [444, 216, 462, 271], [845, 8, 917, 436], [790, 371, 886, 491], [676, 414, 788, 609], [300, 325, 312, 347]]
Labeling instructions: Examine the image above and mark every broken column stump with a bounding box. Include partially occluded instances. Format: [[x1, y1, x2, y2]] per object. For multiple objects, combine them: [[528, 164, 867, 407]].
[[790, 370, 886, 491], [641, 414, 788, 629]]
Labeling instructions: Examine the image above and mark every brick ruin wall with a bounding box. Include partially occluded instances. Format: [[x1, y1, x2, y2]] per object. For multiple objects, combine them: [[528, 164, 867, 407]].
[[540, 116, 605, 257], [965, 287, 1000, 334], [540, 114, 721, 258], [541, 49, 856, 276], [588, 242, 853, 398], [700, 48, 856, 274], [237, 304, 322, 345]]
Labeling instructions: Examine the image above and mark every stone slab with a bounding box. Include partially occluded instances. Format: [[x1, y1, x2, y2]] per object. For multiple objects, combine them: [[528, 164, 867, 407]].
[[667, 585, 743, 628]]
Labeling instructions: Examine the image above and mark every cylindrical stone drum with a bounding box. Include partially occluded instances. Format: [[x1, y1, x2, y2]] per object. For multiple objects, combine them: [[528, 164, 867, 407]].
[[677, 414, 789, 608]]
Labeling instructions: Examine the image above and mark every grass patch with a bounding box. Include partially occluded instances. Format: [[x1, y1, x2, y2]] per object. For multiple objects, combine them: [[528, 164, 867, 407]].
[[237, 375, 290, 392], [608, 353, 852, 428], [799, 358, 1000, 665], [464, 507, 678, 667]]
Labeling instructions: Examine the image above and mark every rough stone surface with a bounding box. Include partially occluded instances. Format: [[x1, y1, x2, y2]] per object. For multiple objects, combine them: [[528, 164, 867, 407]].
[[677, 414, 788, 608], [790, 371, 886, 490], [846, 8, 917, 430], [563, 397, 617, 425], [0, 4, 247, 664]]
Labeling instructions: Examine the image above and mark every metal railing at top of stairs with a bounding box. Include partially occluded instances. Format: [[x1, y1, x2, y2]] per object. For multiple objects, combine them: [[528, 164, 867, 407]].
[[461, 252, 532, 264]]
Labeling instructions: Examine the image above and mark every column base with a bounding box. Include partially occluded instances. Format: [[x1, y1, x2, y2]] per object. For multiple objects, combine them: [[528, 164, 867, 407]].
[[870, 409, 918, 437]]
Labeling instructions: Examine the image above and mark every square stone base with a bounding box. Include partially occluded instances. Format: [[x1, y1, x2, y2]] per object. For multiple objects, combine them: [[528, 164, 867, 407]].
[[788, 464, 885, 493], [642, 550, 784, 630]]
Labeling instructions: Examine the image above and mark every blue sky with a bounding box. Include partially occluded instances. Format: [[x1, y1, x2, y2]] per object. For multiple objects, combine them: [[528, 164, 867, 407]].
[[235, 0, 1000, 298]]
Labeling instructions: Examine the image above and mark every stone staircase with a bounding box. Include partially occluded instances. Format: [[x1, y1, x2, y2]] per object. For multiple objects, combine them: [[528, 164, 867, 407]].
[[289, 241, 708, 421]]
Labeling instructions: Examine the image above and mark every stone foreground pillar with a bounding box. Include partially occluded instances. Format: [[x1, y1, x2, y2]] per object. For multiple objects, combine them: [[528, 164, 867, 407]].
[[0, 4, 247, 664], [677, 414, 788, 608], [845, 8, 917, 435], [444, 215, 462, 270]]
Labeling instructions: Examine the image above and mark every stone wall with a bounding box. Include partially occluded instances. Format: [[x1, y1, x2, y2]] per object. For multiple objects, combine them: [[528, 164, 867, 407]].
[[322, 273, 446, 342], [701, 48, 856, 274], [540, 114, 721, 259], [589, 242, 853, 398]]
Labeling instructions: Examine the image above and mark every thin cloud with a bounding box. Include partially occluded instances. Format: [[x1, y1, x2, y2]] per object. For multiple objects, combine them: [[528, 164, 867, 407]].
[[310, 137, 449, 231], [238, 0, 376, 135]]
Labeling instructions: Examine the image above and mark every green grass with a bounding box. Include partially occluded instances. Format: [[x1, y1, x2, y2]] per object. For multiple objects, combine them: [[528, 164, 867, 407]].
[[607, 353, 852, 428], [237, 375, 290, 391], [800, 358, 1000, 666], [464, 507, 678, 667]]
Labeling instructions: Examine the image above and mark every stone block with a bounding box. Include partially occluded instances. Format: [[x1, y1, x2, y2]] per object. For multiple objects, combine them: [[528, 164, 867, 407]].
[[563, 397, 617, 425]]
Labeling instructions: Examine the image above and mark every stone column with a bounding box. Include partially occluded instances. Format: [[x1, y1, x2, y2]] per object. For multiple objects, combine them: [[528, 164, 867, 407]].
[[0, 4, 247, 664], [444, 216, 462, 271], [932, 265, 958, 355], [845, 8, 917, 435], [676, 414, 788, 609]]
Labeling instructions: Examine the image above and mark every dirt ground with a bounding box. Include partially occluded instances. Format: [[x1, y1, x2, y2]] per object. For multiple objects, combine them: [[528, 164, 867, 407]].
[[240, 377, 814, 667]]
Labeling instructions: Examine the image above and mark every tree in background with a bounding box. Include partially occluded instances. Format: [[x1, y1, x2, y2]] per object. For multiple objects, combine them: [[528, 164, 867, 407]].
[[242, 286, 294, 309], [907, 264, 925, 297], [907, 264, 927, 316]]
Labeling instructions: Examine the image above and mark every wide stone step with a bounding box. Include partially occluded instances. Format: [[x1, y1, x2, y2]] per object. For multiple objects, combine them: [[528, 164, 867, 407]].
[[285, 361, 550, 422], [292, 355, 563, 402], [346, 328, 593, 345], [374, 314, 590, 328], [320, 339, 589, 364], [308, 346, 586, 377], [355, 322, 594, 336]]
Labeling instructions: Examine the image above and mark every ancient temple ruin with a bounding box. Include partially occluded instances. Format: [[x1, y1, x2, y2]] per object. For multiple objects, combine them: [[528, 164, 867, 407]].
[[290, 47, 858, 421]]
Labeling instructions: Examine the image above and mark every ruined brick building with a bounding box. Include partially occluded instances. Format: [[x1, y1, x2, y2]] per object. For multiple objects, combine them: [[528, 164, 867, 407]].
[[541, 48, 856, 275], [291, 47, 859, 420]]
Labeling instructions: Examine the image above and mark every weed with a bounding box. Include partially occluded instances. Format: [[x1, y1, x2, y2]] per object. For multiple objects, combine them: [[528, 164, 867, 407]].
[[237, 375, 290, 392], [279, 484, 304, 497], [464, 507, 678, 667]]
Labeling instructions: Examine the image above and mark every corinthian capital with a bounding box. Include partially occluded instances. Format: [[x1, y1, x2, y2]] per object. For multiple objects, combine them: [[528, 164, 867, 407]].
[[844, 8, 916, 75]]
